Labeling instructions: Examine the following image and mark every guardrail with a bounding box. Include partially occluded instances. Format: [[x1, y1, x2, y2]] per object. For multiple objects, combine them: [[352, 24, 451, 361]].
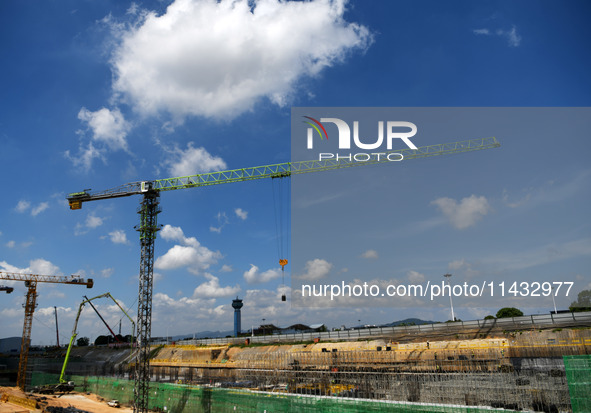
[[151, 311, 591, 346]]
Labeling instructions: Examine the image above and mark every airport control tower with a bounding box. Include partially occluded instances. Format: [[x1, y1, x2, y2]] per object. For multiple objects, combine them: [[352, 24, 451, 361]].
[[232, 297, 243, 337]]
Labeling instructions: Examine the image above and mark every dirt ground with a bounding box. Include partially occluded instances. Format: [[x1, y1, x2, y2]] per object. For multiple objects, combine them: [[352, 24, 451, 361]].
[[0, 387, 133, 413]]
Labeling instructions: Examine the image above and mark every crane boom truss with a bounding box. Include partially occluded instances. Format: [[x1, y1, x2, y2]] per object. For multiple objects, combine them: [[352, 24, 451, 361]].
[[67, 135, 500, 413], [0, 272, 94, 287], [155, 136, 500, 191], [67, 137, 499, 206]]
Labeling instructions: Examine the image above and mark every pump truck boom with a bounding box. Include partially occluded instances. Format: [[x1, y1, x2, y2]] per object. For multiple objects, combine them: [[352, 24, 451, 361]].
[[33, 292, 134, 394], [67, 136, 500, 413], [60, 292, 135, 384], [83, 294, 122, 343]]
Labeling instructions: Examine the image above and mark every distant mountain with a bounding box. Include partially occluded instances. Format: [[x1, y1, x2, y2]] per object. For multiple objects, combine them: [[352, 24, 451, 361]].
[[381, 318, 436, 327], [170, 330, 235, 341]]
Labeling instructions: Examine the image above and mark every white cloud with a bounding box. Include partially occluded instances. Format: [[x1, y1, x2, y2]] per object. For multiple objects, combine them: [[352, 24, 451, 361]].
[[501, 170, 590, 211], [234, 208, 248, 220], [473, 25, 521, 47], [407, 270, 425, 283], [499, 26, 522, 47], [0, 258, 61, 276], [162, 142, 226, 177], [243, 264, 281, 284], [502, 188, 532, 208], [156, 225, 222, 274], [109, 229, 130, 245], [448, 259, 467, 271], [5, 240, 33, 249], [447, 258, 479, 278], [86, 214, 104, 229], [156, 245, 202, 269], [431, 195, 490, 230], [67, 107, 131, 171], [78, 107, 131, 151], [29, 259, 61, 275], [220, 264, 233, 272], [64, 141, 105, 171], [361, 249, 378, 259], [193, 273, 241, 298], [101, 268, 114, 278], [297, 258, 332, 281], [109, 0, 372, 120], [75, 213, 105, 235], [149, 292, 243, 335], [15, 200, 31, 213], [15, 200, 49, 216], [31, 202, 49, 216], [160, 224, 187, 243], [209, 212, 229, 234]]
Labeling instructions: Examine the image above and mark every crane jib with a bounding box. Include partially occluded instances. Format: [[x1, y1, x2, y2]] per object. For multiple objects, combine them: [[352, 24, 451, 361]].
[[66, 137, 499, 209]]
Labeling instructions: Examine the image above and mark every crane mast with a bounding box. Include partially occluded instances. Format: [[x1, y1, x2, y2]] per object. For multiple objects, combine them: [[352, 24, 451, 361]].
[[0, 272, 93, 390], [135, 190, 160, 408], [67, 136, 500, 413], [54, 306, 60, 347]]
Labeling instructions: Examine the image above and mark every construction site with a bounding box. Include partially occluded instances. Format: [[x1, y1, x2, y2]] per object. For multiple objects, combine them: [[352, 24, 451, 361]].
[[1, 138, 590, 412], [0, 311, 589, 412]]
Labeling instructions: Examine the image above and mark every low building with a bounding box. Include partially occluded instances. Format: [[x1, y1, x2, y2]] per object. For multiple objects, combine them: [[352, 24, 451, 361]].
[[0, 337, 21, 355]]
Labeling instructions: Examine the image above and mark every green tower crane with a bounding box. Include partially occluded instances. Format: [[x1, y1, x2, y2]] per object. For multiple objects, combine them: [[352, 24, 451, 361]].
[[67, 136, 500, 413]]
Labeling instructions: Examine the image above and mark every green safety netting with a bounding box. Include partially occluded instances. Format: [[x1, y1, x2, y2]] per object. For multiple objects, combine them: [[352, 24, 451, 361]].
[[564, 355, 591, 413], [30, 373, 515, 413]]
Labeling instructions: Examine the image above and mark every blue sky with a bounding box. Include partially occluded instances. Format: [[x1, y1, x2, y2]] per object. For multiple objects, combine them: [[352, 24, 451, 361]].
[[0, 0, 589, 345]]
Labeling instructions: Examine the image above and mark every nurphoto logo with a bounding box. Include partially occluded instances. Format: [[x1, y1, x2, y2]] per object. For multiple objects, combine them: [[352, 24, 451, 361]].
[[304, 116, 418, 162]]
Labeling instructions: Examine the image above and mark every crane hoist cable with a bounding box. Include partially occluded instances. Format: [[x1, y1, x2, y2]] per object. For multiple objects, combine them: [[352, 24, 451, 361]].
[[272, 176, 290, 302]]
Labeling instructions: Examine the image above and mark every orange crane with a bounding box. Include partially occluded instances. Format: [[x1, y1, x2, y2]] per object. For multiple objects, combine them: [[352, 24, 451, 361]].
[[0, 271, 93, 390]]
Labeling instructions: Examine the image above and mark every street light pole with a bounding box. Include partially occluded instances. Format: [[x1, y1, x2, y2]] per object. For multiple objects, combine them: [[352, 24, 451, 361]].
[[444, 273, 455, 321], [551, 286, 558, 314]]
